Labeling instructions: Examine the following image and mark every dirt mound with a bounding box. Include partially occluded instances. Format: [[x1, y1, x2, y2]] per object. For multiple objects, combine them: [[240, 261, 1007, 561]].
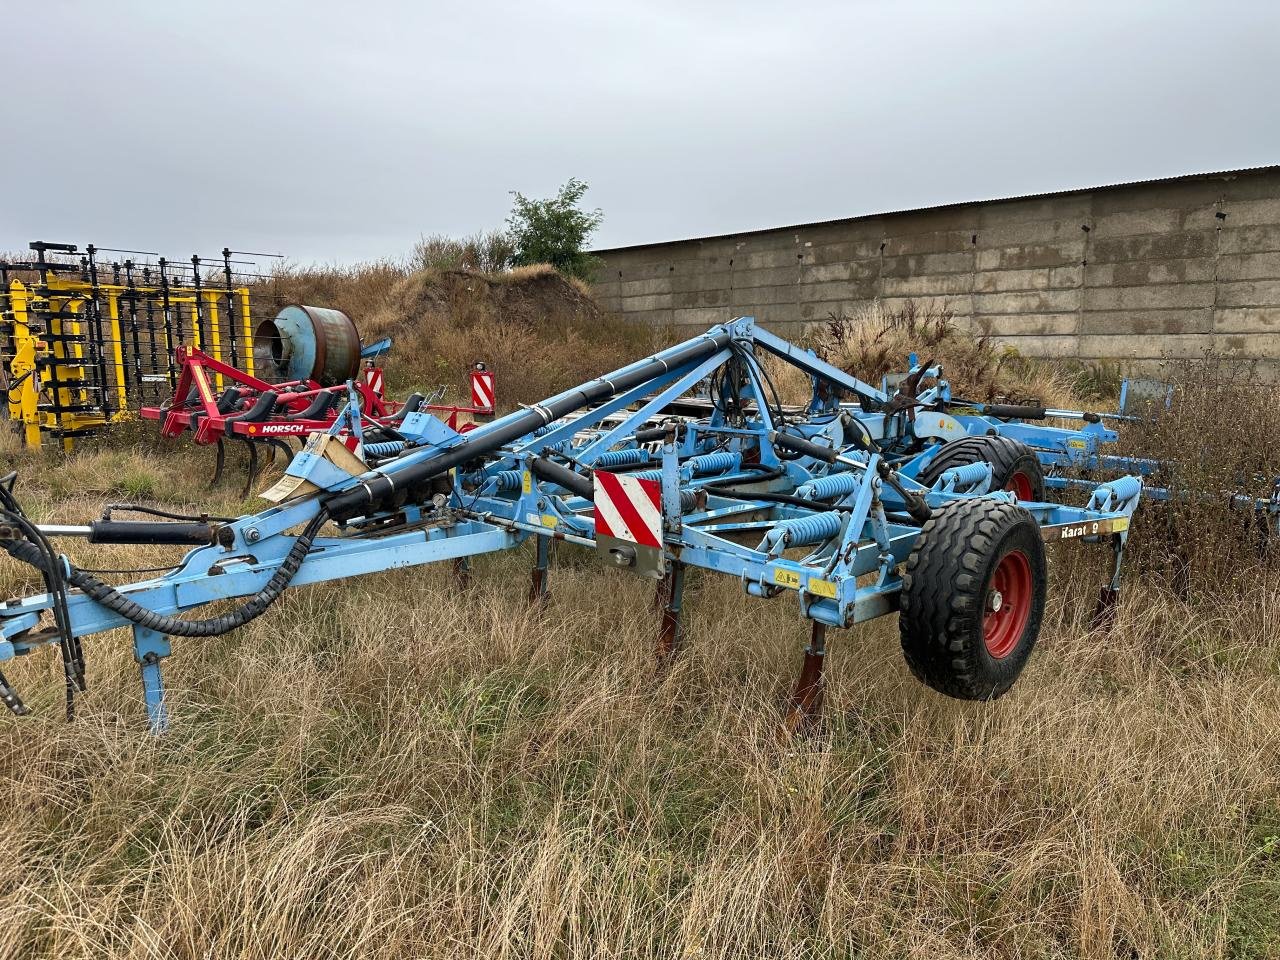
[[361, 266, 658, 408]]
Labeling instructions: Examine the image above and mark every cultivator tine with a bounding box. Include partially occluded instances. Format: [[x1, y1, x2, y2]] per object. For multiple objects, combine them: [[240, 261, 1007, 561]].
[[209, 437, 227, 487], [528, 535, 552, 605], [1091, 533, 1126, 630], [453, 557, 471, 591], [783, 622, 827, 736], [655, 560, 686, 662], [241, 439, 260, 499], [269, 439, 294, 465]]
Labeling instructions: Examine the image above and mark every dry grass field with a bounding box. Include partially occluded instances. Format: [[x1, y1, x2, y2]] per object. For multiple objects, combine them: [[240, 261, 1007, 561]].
[[1, 293, 1278, 959]]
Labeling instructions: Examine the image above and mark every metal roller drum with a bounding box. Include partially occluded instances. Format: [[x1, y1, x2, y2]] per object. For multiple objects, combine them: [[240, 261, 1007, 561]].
[[253, 304, 361, 386]]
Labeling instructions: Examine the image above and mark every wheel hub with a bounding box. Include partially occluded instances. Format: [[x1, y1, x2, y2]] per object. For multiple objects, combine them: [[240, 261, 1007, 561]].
[[982, 549, 1033, 659]]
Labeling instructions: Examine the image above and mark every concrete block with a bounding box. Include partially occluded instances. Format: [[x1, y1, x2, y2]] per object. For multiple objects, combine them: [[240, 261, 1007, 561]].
[[673, 307, 733, 327], [986, 334, 1080, 358], [673, 288, 730, 309], [620, 293, 674, 312], [807, 240, 885, 264], [975, 242, 1084, 271], [1219, 224, 1280, 255], [620, 277, 673, 297], [1217, 251, 1280, 282], [976, 218, 1083, 248], [973, 313, 1079, 337], [1088, 231, 1214, 263], [730, 284, 801, 307], [1220, 197, 1280, 227], [1216, 279, 1280, 308], [740, 247, 805, 270], [1214, 332, 1280, 357], [798, 299, 878, 321], [881, 273, 974, 297], [880, 250, 974, 277], [799, 262, 854, 283], [1221, 171, 1280, 202], [879, 295, 971, 317], [884, 230, 974, 256], [1084, 258, 1215, 286], [1080, 309, 1213, 336], [1214, 307, 1280, 333], [1083, 283, 1215, 311], [1077, 333, 1212, 360], [798, 279, 879, 303], [1089, 180, 1225, 215], [1092, 208, 1182, 237], [1050, 265, 1084, 288], [732, 265, 803, 289], [972, 289, 1081, 314], [978, 194, 1092, 225], [972, 267, 1052, 294]]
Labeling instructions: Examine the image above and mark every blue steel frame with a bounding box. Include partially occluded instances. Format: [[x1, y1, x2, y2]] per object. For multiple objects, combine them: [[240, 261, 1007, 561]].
[[1, 318, 1144, 732]]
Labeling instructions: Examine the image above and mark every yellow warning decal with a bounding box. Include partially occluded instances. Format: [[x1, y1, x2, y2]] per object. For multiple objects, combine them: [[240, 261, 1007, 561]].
[[807, 578, 838, 599], [773, 568, 801, 589], [522, 471, 532, 494], [541, 513, 558, 528], [1067, 439, 1087, 449]]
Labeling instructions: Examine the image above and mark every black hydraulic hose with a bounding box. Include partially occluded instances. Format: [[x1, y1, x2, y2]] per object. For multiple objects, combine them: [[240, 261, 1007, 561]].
[[324, 331, 732, 517], [4, 510, 328, 638], [530, 456, 593, 500]]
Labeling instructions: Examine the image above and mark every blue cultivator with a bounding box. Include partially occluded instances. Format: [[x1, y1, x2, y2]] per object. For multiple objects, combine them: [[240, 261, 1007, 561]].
[[1, 318, 1143, 734]]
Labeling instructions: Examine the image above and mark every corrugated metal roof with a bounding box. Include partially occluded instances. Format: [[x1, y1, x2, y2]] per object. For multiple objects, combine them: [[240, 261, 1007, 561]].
[[591, 165, 1280, 255]]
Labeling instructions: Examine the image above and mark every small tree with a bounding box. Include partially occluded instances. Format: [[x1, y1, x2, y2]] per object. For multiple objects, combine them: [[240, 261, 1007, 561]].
[[506, 178, 604, 281]]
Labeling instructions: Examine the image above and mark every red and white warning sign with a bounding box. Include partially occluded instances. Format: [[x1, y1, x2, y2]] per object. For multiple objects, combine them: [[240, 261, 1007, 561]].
[[594, 470, 663, 549], [470, 368, 495, 411], [364, 365, 385, 397]]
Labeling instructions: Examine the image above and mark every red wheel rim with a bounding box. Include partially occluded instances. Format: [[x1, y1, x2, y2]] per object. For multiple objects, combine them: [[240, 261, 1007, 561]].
[[983, 549, 1032, 659], [1005, 471, 1034, 501]]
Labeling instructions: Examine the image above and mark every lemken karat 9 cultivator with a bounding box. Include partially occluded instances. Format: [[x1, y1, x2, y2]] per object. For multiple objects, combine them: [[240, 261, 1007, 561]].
[[0, 317, 1142, 733]]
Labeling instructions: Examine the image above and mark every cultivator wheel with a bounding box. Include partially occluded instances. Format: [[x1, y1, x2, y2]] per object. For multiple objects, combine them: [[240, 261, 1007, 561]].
[[918, 435, 1045, 501], [898, 498, 1046, 700]]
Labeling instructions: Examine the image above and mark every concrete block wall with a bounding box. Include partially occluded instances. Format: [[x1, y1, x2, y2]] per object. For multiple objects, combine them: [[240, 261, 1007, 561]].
[[591, 167, 1280, 378]]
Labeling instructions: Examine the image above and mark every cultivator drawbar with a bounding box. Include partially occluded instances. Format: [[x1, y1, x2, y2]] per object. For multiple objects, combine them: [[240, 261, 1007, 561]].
[[1, 318, 1143, 733]]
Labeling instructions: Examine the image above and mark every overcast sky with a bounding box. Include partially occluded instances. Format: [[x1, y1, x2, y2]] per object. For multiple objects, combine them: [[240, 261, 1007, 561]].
[[4, 1, 1277, 266]]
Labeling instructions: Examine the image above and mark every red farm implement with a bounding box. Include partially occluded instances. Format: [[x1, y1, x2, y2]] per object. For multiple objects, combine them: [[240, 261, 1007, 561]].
[[140, 306, 494, 494]]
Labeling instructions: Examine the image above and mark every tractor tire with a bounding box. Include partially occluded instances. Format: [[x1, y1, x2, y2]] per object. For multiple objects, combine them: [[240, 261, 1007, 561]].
[[918, 435, 1045, 502], [899, 498, 1046, 700]]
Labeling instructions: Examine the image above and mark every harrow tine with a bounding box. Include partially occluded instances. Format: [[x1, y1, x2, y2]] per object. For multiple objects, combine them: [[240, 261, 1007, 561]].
[[240, 439, 260, 499], [783, 622, 827, 737], [208, 438, 226, 487]]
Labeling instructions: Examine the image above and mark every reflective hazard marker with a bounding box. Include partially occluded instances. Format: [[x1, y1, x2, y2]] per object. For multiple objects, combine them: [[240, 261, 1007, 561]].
[[470, 367, 495, 411], [594, 469, 665, 578]]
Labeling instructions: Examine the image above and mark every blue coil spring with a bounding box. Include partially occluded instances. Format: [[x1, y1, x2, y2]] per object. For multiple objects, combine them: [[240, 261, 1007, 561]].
[[364, 440, 406, 458], [593, 448, 653, 468], [796, 471, 861, 500], [1101, 474, 1142, 503], [492, 470, 524, 492], [686, 451, 741, 475], [628, 469, 664, 482], [943, 462, 991, 489], [762, 510, 843, 552]]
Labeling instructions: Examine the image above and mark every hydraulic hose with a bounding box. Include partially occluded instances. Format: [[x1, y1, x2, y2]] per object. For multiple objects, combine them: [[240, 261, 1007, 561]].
[[4, 510, 328, 638]]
